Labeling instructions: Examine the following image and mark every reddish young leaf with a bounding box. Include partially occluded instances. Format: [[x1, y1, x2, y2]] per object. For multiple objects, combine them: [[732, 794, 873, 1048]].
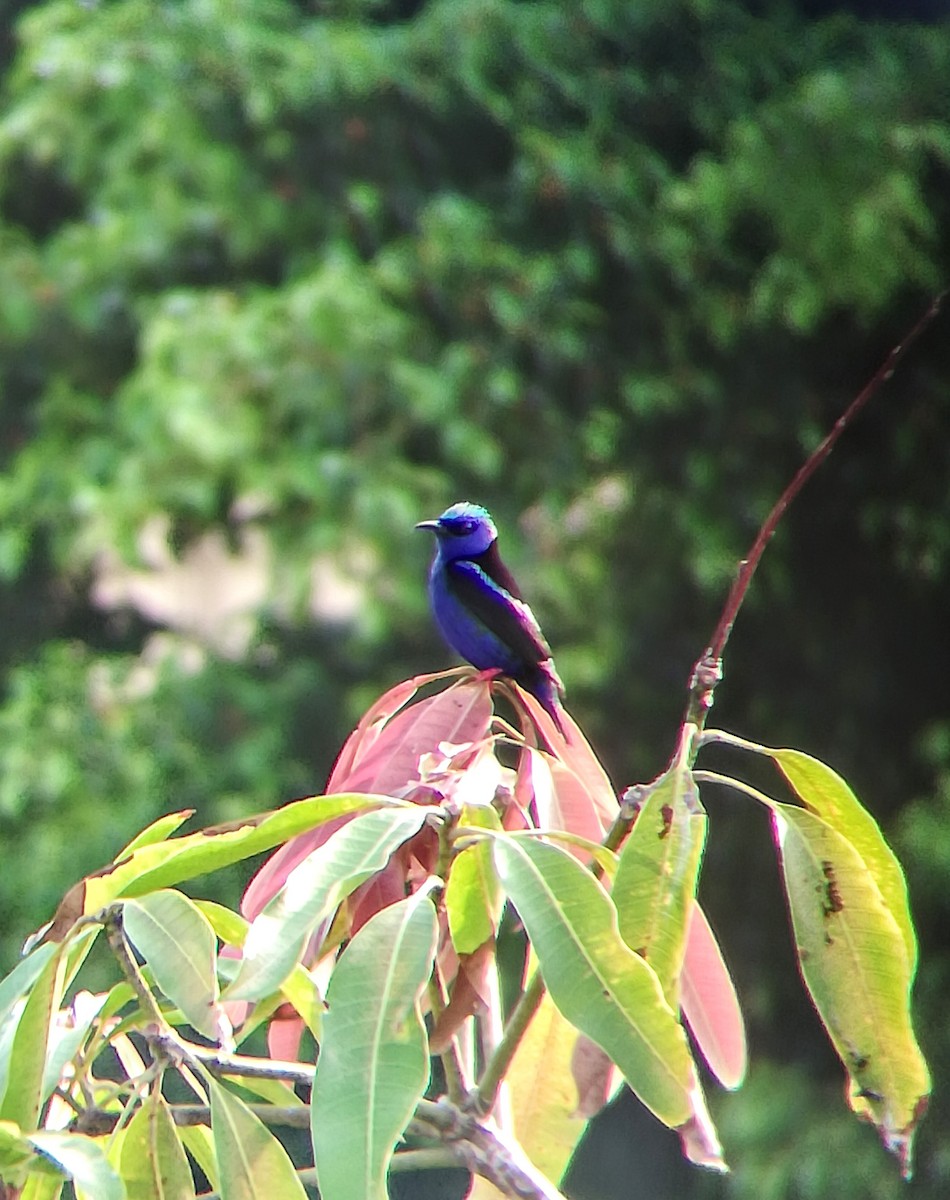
[[326, 674, 431, 791], [338, 678, 493, 796], [516, 688, 618, 829], [680, 902, 747, 1090], [430, 939, 494, 1053]]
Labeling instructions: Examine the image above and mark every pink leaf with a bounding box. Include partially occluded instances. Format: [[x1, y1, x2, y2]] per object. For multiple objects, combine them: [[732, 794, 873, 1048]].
[[326, 674, 430, 791], [337, 678, 493, 796], [680, 902, 747, 1090], [267, 1006, 306, 1061], [526, 748, 610, 849], [571, 1034, 619, 1118], [515, 688, 618, 828]]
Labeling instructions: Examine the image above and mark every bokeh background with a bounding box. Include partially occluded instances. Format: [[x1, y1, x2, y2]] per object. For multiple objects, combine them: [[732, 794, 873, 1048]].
[[0, 0, 948, 1196]]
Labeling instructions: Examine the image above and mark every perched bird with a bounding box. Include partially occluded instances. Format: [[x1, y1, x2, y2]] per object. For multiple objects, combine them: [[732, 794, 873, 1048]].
[[416, 501, 567, 737]]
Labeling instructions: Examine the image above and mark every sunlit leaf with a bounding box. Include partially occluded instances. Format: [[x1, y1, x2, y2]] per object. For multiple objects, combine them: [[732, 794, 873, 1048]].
[[229, 807, 429, 1001], [491, 833, 694, 1127], [45, 793, 404, 939], [773, 803, 930, 1174], [120, 1091, 195, 1200], [446, 805, 503, 955], [0, 945, 65, 1129], [770, 747, 916, 967], [312, 889, 438, 1200], [123, 890, 222, 1041], [117, 811, 196, 858], [612, 767, 706, 1003], [209, 1079, 307, 1200], [505, 989, 586, 1182], [680, 903, 746, 1090], [196, 901, 323, 1041]]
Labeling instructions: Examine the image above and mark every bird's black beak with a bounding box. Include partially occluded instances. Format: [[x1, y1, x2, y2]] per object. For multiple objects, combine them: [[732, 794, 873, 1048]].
[[414, 519, 440, 532]]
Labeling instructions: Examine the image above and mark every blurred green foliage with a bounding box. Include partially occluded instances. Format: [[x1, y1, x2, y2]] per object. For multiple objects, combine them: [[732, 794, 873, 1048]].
[[0, 0, 947, 1195]]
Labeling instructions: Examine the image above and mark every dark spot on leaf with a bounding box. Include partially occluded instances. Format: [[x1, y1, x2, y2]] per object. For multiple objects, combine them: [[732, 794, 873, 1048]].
[[821, 860, 844, 917], [824, 932, 834, 946], [797, 946, 809, 962], [856, 1087, 883, 1102], [853, 1054, 869, 1072], [659, 805, 674, 840]]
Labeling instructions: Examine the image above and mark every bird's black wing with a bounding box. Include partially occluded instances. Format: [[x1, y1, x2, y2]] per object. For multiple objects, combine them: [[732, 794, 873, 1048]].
[[445, 557, 553, 667]]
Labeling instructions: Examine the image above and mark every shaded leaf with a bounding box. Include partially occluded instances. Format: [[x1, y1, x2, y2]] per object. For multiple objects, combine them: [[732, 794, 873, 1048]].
[[312, 889, 438, 1200], [120, 1091, 195, 1200], [209, 1079, 307, 1200], [123, 891, 222, 1041], [773, 803, 930, 1174], [28, 1132, 124, 1200], [229, 807, 429, 1001]]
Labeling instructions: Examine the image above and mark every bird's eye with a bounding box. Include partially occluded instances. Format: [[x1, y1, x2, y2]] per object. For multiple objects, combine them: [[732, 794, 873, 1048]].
[[451, 520, 476, 536]]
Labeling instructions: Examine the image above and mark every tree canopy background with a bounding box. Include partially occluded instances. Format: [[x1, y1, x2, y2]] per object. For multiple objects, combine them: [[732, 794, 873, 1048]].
[[0, 0, 947, 1196]]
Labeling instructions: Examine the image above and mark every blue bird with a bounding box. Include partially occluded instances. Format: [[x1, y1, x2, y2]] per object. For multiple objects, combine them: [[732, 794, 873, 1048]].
[[416, 501, 567, 738]]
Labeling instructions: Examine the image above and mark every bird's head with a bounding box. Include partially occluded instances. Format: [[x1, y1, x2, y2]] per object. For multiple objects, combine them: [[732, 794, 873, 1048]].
[[415, 501, 498, 558]]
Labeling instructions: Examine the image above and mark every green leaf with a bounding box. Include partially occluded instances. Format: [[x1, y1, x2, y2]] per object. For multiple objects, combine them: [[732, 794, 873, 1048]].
[[0, 1119, 32, 1171], [196, 901, 324, 1041], [447, 805, 503, 954], [118, 811, 196, 858], [120, 1091, 195, 1200], [770, 748, 917, 969], [209, 1078, 307, 1200], [83, 794, 406, 910], [19, 1171, 65, 1200], [123, 891, 221, 1041], [176, 1126, 218, 1194], [228, 807, 428, 1001], [312, 889, 438, 1200], [612, 767, 707, 1003], [492, 834, 695, 1127], [773, 803, 930, 1174], [0, 945, 65, 1129], [27, 1132, 124, 1200]]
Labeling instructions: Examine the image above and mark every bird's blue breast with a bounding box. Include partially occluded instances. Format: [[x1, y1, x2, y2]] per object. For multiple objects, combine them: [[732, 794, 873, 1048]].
[[428, 559, 523, 675]]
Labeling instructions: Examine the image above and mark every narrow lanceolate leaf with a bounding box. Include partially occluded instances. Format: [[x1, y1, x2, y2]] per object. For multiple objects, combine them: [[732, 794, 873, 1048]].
[[680, 903, 747, 1090], [123, 891, 222, 1041], [117, 811, 196, 858], [120, 1091, 195, 1200], [0, 944, 65, 1129], [506, 989, 587, 1183], [197, 901, 323, 1041], [229, 807, 429, 1001], [446, 805, 503, 955], [44, 794, 405, 940], [209, 1079, 306, 1200], [770, 748, 917, 969], [613, 768, 707, 1004], [312, 890, 438, 1200], [773, 804, 930, 1175], [492, 834, 695, 1127], [27, 1132, 124, 1200]]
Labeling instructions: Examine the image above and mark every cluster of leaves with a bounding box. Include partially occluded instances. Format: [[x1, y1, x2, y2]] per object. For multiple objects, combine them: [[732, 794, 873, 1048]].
[[0, 2, 946, 1197], [0, 670, 928, 1199]]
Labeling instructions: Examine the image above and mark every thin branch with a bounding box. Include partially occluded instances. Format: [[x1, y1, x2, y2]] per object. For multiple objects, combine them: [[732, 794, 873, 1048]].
[[473, 968, 546, 1115], [685, 289, 946, 729]]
